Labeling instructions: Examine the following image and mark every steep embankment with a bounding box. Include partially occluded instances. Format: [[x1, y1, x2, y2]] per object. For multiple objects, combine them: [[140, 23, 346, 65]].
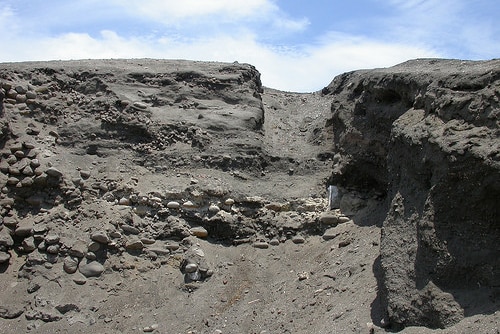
[[0, 58, 498, 333], [324, 58, 500, 329]]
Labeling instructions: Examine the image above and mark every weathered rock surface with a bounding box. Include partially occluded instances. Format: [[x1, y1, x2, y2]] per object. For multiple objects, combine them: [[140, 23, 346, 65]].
[[0, 58, 498, 334], [325, 58, 500, 329]]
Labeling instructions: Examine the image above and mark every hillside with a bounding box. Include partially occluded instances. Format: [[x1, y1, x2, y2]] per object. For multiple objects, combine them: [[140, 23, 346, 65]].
[[0, 58, 498, 333]]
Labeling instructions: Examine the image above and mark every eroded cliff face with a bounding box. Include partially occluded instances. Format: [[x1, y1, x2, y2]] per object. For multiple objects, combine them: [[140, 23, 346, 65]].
[[0, 58, 498, 333], [325, 59, 500, 329]]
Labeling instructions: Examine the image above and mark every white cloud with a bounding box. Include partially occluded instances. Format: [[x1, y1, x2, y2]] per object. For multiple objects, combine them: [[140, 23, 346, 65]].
[[0, 26, 438, 92], [2, 0, 495, 92], [109, 0, 277, 22]]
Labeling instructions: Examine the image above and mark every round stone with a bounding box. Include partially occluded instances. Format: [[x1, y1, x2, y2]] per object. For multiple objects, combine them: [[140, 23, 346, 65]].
[[253, 241, 269, 249], [208, 204, 220, 213], [167, 201, 180, 209], [79, 170, 91, 179], [63, 256, 79, 274], [22, 237, 36, 252], [292, 236, 306, 244], [190, 226, 208, 238], [45, 233, 60, 244], [79, 261, 104, 277], [338, 216, 351, 223], [182, 201, 197, 209], [319, 212, 339, 225], [125, 238, 144, 251], [45, 167, 63, 178], [269, 238, 280, 246], [91, 231, 110, 244], [118, 197, 131, 205], [184, 263, 198, 273], [15, 222, 33, 237], [87, 241, 101, 252], [224, 198, 235, 206], [46, 244, 60, 254], [0, 251, 11, 263]]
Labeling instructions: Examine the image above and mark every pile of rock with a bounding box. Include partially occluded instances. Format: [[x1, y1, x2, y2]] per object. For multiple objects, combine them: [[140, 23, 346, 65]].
[[1, 83, 38, 113]]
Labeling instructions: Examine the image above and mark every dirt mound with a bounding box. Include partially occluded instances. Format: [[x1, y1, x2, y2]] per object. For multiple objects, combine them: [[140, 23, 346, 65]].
[[0, 59, 498, 333]]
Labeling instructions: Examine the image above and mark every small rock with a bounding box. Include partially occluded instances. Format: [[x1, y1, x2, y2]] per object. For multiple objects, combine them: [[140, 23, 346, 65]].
[[79, 170, 91, 179], [85, 252, 96, 260], [46, 167, 63, 178], [63, 256, 79, 274], [292, 236, 306, 244], [46, 244, 60, 254], [87, 241, 101, 252], [133, 101, 148, 110], [44, 233, 60, 244], [319, 212, 339, 225], [15, 222, 33, 237], [208, 204, 220, 213], [322, 228, 340, 240], [73, 273, 87, 285], [125, 238, 144, 251], [167, 201, 180, 209], [190, 226, 208, 238], [182, 200, 197, 209], [148, 247, 170, 256], [22, 165, 34, 176], [338, 216, 351, 223], [339, 240, 351, 248], [141, 237, 155, 245], [269, 238, 280, 246], [20, 177, 34, 187], [79, 261, 105, 277], [224, 198, 235, 206], [253, 241, 269, 249], [13, 150, 24, 159], [184, 263, 198, 273], [0, 232, 14, 248], [26, 91, 37, 99], [69, 240, 87, 258], [27, 282, 41, 293], [30, 159, 41, 168], [109, 231, 122, 239], [118, 197, 131, 205], [22, 237, 36, 252], [297, 272, 309, 281], [14, 85, 27, 94], [121, 224, 140, 235], [164, 242, 180, 251], [91, 230, 110, 244], [0, 251, 11, 263], [0, 305, 24, 319]]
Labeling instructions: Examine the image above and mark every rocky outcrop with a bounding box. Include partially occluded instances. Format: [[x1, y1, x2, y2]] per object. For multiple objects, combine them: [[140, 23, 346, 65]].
[[325, 59, 500, 329]]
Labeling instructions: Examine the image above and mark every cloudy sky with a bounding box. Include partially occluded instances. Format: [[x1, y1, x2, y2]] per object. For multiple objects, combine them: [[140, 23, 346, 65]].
[[0, 0, 498, 91]]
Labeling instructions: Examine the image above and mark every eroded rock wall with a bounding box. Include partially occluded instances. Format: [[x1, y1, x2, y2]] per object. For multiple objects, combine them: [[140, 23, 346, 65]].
[[325, 59, 500, 329]]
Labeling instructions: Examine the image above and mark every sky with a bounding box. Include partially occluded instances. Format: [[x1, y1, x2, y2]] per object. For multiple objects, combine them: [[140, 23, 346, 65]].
[[0, 0, 498, 92]]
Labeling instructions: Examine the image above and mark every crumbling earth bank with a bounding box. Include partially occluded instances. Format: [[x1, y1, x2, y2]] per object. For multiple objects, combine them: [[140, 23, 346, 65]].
[[0, 58, 498, 333], [325, 58, 499, 330]]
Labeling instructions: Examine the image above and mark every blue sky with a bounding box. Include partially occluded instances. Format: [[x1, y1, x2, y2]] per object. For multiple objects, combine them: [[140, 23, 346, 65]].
[[0, 0, 498, 91]]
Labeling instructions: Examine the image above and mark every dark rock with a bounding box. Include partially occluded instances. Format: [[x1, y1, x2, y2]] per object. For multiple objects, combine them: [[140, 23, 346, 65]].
[[0, 251, 11, 263], [79, 261, 105, 277], [0, 305, 24, 319], [326, 58, 500, 329]]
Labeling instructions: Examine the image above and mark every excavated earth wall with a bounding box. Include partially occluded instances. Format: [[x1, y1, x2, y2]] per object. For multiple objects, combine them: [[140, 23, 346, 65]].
[[0, 58, 498, 333], [325, 58, 500, 329]]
